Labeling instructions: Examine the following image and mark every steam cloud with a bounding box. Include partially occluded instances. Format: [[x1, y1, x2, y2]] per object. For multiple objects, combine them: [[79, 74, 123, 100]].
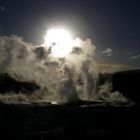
[[0, 36, 127, 104], [130, 54, 140, 60], [102, 48, 113, 56]]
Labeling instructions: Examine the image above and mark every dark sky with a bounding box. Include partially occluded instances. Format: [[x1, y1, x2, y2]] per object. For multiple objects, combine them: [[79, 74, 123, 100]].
[[0, 0, 140, 67]]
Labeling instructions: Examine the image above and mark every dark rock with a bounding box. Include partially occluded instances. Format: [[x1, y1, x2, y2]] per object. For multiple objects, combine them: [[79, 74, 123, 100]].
[[98, 69, 140, 103], [112, 69, 140, 103], [0, 73, 40, 94], [0, 101, 139, 139]]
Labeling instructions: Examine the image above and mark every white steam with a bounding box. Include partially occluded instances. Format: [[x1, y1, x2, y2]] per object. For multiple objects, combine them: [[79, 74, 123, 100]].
[[0, 35, 127, 104], [102, 48, 113, 56]]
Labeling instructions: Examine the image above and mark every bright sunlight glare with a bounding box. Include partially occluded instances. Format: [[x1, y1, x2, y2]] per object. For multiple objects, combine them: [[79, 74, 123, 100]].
[[44, 29, 74, 58]]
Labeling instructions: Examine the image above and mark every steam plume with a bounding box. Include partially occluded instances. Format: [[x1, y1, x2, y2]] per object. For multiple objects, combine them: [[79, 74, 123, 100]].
[[0, 36, 128, 104]]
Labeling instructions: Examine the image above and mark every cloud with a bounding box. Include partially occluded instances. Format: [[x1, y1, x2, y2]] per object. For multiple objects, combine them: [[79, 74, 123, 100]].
[[127, 51, 136, 55], [130, 54, 140, 60], [102, 48, 113, 56]]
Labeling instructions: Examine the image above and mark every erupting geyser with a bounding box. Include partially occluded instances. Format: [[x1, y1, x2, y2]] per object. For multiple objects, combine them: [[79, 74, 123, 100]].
[[0, 28, 128, 104]]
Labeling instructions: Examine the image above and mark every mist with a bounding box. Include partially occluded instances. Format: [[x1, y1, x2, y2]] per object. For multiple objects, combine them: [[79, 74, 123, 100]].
[[0, 35, 128, 104]]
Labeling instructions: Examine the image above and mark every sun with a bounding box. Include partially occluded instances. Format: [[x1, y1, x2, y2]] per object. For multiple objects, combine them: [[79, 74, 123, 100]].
[[44, 28, 73, 58]]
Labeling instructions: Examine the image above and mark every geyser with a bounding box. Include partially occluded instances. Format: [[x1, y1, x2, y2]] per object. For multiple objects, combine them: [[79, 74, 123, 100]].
[[0, 32, 128, 104]]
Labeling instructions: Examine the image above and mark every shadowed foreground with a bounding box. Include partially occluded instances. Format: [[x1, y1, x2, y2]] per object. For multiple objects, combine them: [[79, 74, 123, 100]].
[[0, 70, 140, 139], [0, 101, 139, 140], [0, 73, 40, 94]]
